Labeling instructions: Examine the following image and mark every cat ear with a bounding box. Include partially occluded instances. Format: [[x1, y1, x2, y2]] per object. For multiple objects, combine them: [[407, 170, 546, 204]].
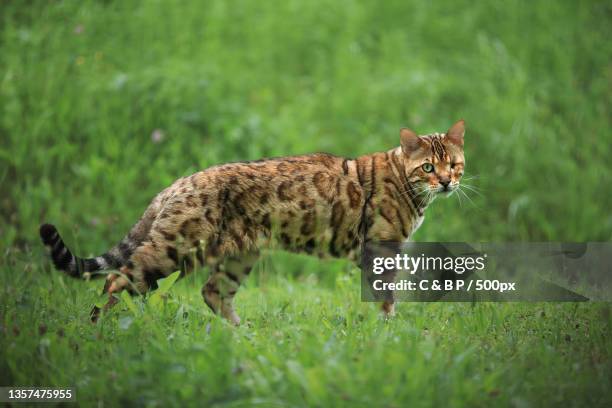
[[400, 128, 427, 155], [446, 119, 465, 147]]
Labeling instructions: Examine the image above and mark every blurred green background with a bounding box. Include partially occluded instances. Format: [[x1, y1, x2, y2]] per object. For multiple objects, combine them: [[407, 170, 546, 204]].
[[1, 1, 611, 406], [1, 0, 610, 253]]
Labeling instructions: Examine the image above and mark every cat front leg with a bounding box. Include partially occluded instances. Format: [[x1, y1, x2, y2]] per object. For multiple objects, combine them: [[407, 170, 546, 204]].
[[381, 300, 395, 317], [361, 240, 402, 319]]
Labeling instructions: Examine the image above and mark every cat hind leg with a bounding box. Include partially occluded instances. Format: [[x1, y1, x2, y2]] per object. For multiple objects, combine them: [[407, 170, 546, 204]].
[[202, 251, 259, 325]]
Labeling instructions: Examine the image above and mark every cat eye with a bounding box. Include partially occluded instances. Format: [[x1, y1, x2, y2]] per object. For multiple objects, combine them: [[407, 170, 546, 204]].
[[422, 163, 434, 173]]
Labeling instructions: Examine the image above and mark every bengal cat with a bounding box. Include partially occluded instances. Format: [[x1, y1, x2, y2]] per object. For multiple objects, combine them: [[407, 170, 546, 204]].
[[40, 120, 466, 324]]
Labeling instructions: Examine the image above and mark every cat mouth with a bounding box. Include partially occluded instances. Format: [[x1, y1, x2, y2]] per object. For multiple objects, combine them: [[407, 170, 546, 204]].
[[437, 185, 456, 195]]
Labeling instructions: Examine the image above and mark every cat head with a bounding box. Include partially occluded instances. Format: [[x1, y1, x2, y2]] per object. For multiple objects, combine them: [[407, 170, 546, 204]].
[[399, 120, 465, 201]]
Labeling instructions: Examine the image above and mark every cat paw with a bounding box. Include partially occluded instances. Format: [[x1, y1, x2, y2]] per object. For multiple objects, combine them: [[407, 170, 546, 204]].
[[381, 301, 395, 318]]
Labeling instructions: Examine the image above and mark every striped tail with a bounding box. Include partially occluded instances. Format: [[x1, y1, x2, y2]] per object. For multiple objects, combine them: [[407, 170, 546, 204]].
[[39, 223, 122, 279]]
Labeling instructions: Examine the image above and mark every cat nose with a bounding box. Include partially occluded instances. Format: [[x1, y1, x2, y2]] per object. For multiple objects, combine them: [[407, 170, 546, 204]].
[[439, 179, 450, 189]]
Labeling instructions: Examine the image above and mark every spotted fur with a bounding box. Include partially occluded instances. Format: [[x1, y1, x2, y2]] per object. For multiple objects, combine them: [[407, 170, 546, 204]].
[[41, 120, 466, 324]]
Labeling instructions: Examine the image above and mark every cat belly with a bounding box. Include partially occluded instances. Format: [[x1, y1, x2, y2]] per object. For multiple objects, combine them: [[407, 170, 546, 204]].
[[261, 208, 362, 260]]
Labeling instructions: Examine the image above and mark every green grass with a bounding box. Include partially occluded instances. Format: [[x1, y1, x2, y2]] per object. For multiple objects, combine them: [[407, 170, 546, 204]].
[[2, 253, 611, 407], [1, 0, 611, 406]]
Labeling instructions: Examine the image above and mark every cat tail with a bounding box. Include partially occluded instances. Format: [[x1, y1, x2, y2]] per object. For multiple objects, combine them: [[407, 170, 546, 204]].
[[39, 223, 128, 279]]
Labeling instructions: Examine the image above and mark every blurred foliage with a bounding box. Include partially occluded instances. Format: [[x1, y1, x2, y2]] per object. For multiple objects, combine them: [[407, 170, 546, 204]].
[[0, 0, 610, 254]]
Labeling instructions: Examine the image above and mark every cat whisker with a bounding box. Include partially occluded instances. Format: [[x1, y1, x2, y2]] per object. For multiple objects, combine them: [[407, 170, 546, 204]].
[[459, 181, 482, 189], [459, 183, 484, 197], [453, 188, 464, 208], [398, 185, 428, 199], [413, 187, 433, 202], [456, 186, 479, 208]]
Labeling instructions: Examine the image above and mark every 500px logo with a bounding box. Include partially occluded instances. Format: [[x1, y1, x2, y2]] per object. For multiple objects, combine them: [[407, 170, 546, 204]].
[[371, 253, 487, 275]]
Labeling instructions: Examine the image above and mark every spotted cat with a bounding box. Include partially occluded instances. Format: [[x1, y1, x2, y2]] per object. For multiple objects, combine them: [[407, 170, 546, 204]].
[[40, 120, 466, 324]]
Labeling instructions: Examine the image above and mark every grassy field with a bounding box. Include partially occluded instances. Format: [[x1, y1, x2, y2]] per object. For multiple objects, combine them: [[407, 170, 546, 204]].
[[1, 0, 611, 406]]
